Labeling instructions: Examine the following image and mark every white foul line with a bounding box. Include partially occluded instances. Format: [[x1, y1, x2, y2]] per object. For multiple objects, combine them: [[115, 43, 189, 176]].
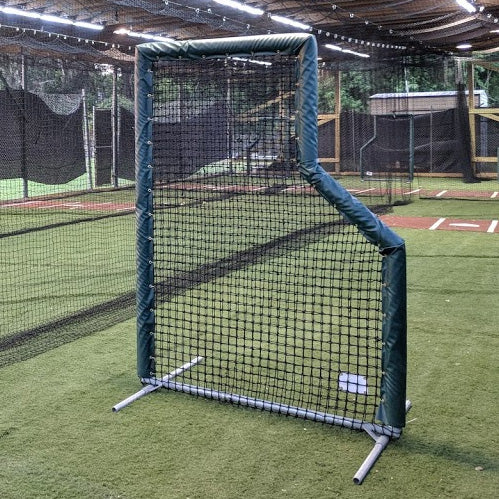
[[435, 190, 448, 198], [429, 218, 446, 230], [491, 192, 498, 199], [487, 220, 498, 233]]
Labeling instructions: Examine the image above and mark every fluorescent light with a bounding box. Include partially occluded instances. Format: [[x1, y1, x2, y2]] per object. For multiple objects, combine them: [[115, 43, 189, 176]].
[[456, 43, 473, 49], [455, 0, 476, 14], [114, 28, 174, 42], [213, 0, 263, 16], [271, 14, 311, 31], [2, 7, 40, 19], [74, 21, 104, 31], [324, 44, 343, 52], [325, 44, 370, 58], [0, 6, 103, 30], [40, 14, 73, 25], [343, 49, 370, 58]]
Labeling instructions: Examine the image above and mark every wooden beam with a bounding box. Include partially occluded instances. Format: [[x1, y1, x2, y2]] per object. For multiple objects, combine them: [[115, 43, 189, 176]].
[[467, 62, 478, 167]]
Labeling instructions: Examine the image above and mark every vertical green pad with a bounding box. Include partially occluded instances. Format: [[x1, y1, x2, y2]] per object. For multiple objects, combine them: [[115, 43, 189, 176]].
[[135, 49, 155, 378], [378, 246, 407, 427]]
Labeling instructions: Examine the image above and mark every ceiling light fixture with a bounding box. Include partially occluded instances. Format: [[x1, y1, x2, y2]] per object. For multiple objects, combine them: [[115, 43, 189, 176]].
[[343, 49, 370, 58], [325, 44, 370, 58], [0, 6, 103, 30], [270, 14, 311, 31], [213, 0, 263, 16], [114, 28, 174, 42], [2, 6, 40, 19], [74, 21, 104, 31], [456, 42, 473, 49], [455, 0, 477, 14], [39, 14, 72, 25]]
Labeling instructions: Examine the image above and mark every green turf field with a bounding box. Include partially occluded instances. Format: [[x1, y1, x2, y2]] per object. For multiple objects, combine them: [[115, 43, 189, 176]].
[[0, 197, 497, 498], [0, 213, 135, 341]]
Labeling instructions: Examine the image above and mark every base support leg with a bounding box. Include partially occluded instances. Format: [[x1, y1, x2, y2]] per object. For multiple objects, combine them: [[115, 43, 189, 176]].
[[112, 356, 203, 412], [353, 400, 412, 484]]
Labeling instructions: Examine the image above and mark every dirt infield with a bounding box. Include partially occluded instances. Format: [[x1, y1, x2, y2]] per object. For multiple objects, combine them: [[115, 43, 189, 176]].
[[411, 188, 499, 200], [2, 196, 497, 233], [379, 215, 498, 233], [0, 199, 134, 212]]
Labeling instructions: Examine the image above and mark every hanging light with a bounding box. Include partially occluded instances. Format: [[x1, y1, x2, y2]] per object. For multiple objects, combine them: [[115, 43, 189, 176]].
[[325, 44, 370, 58], [114, 28, 174, 42], [455, 0, 477, 14], [270, 14, 311, 31], [213, 1, 263, 16], [0, 6, 104, 30]]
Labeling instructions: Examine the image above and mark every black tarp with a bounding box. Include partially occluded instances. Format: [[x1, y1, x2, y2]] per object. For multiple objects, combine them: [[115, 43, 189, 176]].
[[153, 101, 228, 181], [333, 108, 476, 176], [0, 89, 85, 184], [94, 102, 228, 184]]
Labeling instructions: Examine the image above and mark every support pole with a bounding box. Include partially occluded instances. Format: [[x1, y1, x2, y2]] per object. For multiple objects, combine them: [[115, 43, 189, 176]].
[[112, 356, 204, 412], [226, 74, 233, 173], [409, 114, 415, 181], [334, 69, 341, 173], [467, 61, 477, 174], [353, 434, 390, 485], [160, 378, 401, 438], [353, 400, 412, 484], [111, 66, 119, 188], [21, 52, 28, 199], [81, 89, 93, 190]]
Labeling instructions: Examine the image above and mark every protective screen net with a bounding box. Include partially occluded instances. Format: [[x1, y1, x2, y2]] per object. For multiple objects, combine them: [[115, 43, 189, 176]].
[[150, 55, 392, 431]]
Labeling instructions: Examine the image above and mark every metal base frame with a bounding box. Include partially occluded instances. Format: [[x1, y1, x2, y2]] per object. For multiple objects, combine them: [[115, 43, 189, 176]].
[[113, 356, 411, 484]]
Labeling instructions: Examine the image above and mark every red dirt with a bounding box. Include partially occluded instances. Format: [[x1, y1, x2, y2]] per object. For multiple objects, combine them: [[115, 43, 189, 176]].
[[2, 196, 497, 233], [379, 215, 498, 233]]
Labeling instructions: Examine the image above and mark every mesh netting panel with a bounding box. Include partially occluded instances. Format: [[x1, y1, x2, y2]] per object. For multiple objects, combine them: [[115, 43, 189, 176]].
[[0, 89, 85, 184], [151, 56, 387, 428], [0, 51, 138, 366], [0, 192, 136, 368]]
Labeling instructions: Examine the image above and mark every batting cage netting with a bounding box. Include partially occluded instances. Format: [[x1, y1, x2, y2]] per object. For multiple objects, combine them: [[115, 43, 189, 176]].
[[0, 45, 137, 367], [117, 34, 408, 483]]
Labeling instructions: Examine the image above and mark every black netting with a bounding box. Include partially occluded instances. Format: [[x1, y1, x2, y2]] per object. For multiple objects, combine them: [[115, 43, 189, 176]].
[[0, 196, 136, 368], [0, 49, 136, 366], [148, 56, 390, 432], [94, 106, 135, 186], [0, 88, 85, 183], [316, 56, 499, 201], [118, 107, 136, 181]]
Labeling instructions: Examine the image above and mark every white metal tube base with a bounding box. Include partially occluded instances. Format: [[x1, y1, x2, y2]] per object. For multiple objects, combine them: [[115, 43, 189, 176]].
[[353, 400, 412, 485], [112, 356, 204, 412], [113, 357, 411, 485]]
